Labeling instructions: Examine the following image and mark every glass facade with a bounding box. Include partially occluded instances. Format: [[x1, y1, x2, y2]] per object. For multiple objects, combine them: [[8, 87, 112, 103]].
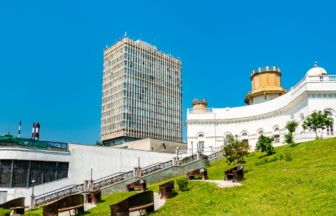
[[0, 160, 69, 188], [101, 38, 183, 144]]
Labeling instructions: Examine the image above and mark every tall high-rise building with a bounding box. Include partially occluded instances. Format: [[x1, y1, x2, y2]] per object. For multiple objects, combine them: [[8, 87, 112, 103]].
[[101, 37, 183, 146]]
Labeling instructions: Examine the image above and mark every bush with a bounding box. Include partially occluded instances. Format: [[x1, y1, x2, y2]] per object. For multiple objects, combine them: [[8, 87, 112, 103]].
[[256, 135, 275, 155], [181, 157, 191, 163], [279, 154, 284, 160], [0, 208, 11, 216], [176, 176, 189, 191], [285, 152, 292, 162]]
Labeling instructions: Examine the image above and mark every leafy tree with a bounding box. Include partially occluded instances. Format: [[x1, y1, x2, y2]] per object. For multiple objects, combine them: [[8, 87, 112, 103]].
[[285, 120, 298, 145], [302, 110, 333, 139], [95, 140, 104, 146], [223, 135, 250, 167], [256, 135, 275, 155]]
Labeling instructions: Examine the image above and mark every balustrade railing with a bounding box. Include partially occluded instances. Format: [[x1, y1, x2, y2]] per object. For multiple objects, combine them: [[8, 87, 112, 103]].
[[141, 160, 173, 176], [187, 108, 213, 113], [291, 75, 336, 95], [179, 154, 197, 165], [35, 183, 84, 206]]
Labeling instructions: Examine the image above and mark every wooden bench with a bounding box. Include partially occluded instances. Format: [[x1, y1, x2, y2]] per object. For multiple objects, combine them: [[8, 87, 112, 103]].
[[42, 194, 84, 216], [224, 165, 244, 183], [0, 197, 25, 216], [86, 189, 101, 205], [126, 179, 146, 192], [109, 190, 154, 216], [187, 168, 207, 180], [158, 180, 175, 200]]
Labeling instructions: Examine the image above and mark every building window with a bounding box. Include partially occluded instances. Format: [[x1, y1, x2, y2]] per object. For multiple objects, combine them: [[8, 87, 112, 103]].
[[199, 134, 204, 138], [198, 141, 204, 149], [274, 127, 279, 131], [258, 131, 264, 135], [274, 135, 280, 143], [242, 132, 247, 136]]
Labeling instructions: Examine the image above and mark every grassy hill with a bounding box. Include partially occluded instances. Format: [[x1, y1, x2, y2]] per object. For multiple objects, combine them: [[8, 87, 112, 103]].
[[27, 138, 336, 215]]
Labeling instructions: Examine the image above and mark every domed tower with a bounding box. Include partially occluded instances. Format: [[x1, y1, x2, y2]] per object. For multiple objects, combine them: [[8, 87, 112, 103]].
[[306, 62, 327, 76], [244, 66, 287, 105], [192, 98, 208, 113]]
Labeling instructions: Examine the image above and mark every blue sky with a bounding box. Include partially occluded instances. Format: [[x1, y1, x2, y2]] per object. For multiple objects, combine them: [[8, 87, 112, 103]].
[[0, 0, 335, 144]]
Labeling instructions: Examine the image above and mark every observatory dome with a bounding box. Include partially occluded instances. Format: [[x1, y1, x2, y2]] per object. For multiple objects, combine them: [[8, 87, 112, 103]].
[[306, 62, 327, 76]]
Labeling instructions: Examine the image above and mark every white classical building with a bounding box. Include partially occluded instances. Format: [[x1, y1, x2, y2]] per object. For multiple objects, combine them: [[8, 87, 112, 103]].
[[186, 63, 336, 151]]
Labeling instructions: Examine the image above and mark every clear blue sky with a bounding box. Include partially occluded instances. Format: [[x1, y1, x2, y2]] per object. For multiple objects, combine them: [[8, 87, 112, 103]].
[[1, 0, 335, 144]]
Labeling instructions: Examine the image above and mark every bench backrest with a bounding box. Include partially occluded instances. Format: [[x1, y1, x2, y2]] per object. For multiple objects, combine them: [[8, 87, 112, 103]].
[[236, 165, 244, 171], [91, 189, 101, 196], [128, 191, 153, 209], [0, 197, 24, 209], [188, 168, 207, 176], [159, 180, 174, 188], [42, 194, 83, 214]]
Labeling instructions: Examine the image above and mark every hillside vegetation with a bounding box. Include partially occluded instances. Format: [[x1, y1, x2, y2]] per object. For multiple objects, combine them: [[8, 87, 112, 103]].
[[27, 138, 336, 215]]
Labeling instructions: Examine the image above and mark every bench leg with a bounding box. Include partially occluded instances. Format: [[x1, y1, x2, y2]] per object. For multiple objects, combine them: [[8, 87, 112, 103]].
[[141, 205, 154, 214]]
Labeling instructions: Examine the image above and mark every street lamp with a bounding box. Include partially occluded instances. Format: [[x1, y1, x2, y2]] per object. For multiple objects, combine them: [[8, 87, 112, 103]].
[[91, 167, 93, 181], [138, 155, 140, 168], [191, 141, 193, 156], [235, 134, 238, 140], [31, 180, 35, 195], [176, 146, 179, 159]]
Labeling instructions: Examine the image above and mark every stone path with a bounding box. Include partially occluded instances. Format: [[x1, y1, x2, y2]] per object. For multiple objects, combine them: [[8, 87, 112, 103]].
[[58, 203, 96, 216], [130, 192, 166, 216], [192, 180, 242, 188]]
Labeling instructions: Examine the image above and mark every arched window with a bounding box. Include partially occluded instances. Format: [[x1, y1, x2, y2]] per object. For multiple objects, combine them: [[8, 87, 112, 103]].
[[198, 134, 204, 138], [242, 132, 247, 136], [258, 130, 264, 135], [274, 127, 279, 131]]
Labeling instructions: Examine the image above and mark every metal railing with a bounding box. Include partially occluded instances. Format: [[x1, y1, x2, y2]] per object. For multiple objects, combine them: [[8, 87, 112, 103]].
[[35, 183, 84, 206], [141, 160, 173, 176], [179, 154, 197, 165], [0, 136, 68, 151]]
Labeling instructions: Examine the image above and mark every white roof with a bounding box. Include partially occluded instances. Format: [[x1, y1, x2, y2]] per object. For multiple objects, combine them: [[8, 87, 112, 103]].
[[306, 62, 327, 76]]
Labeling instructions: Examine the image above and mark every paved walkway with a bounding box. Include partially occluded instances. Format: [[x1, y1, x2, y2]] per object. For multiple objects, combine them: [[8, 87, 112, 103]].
[[192, 180, 242, 188], [130, 192, 166, 216]]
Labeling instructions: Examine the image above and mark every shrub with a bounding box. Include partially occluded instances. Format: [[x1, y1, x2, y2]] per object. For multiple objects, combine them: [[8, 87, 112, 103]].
[[181, 157, 191, 163], [279, 154, 284, 160], [176, 176, 189, 191], [0, 208, 11, 216], [256, 135, 275, 155], [285, 152, 292, 162]]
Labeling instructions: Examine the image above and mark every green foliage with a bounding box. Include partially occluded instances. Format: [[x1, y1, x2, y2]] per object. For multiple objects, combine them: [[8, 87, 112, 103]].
[[285, 120, 298, 145], [254, 156, 278, 166], [302, 110, 334, 139], [284, 152, 293, 161], [0, 208, 11, 215], [94, 140, 104, 146], [176, 176, 189, 191], [223, 135, 250, 167], [181, 157, 190, 163], [256, 135, 275, 155], [279, 153, 284, 160]]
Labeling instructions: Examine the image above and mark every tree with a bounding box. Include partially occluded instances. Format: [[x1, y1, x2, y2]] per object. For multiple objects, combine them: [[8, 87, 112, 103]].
[[95, 140, 104, 146], [222, 135, 250, 167], [256, 135, 274, 155], [302, 110, 333, 139], [284, 120, 298, 145]]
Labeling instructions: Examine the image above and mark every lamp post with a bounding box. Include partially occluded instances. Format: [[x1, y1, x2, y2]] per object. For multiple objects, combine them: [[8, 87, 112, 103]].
[[235, 134, 238, 141], [176, 146, 179, 159], [91, 167, 93, 181], [31, 180, 35, 196], [191, 141, 193, 156], [138, 155, 140, 168]]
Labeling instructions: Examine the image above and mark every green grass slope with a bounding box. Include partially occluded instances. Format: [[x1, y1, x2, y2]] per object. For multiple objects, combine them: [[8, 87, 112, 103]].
[[27, 138, 336, 215]]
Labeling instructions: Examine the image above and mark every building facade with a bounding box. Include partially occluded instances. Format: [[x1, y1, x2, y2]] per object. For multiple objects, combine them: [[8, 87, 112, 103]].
[[101, 38, 183, 145], [186, 64, 336, 151]]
